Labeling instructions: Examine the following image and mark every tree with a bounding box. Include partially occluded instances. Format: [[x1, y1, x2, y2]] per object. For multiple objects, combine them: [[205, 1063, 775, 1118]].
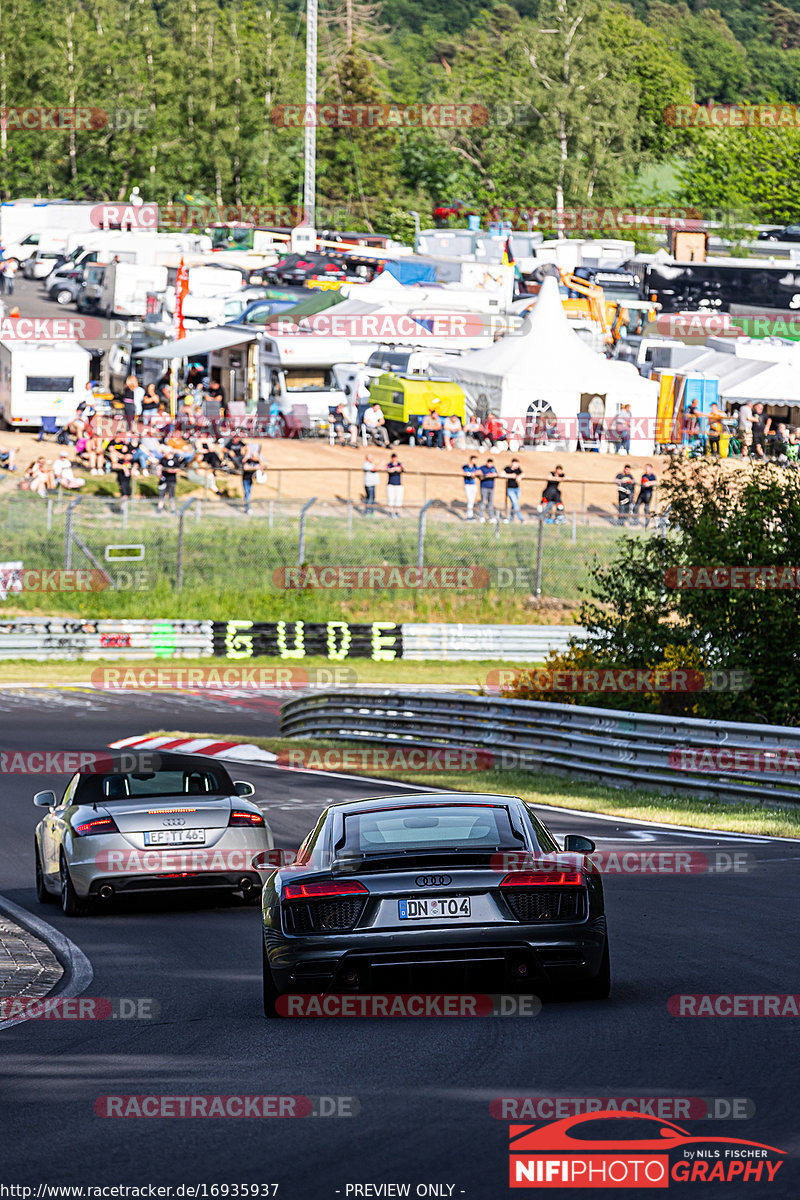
[[514, 460, 800, 725], [676, 125, 800, 224]]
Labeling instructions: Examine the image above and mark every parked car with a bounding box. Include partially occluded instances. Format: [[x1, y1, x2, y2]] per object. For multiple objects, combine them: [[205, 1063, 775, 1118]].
[[47, 266, 86, 305], [757, 225, 800, 242], [22, 250, 66, 280]]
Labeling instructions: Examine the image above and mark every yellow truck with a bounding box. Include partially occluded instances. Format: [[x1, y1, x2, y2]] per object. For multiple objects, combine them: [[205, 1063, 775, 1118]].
[[368, 372, 467, 442]]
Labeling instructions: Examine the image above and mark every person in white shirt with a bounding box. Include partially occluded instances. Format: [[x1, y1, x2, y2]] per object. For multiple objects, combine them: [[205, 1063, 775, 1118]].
[[53, 452, 85, 490], [363, 402, 389, 446], [737, 403, 754, 457], [362, 455, 379, 514]]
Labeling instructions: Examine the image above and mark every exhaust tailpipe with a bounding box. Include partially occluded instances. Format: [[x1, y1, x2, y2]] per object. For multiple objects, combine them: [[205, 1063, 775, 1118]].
[[98, 884, 114, 901], [239, 877, 254, 894]]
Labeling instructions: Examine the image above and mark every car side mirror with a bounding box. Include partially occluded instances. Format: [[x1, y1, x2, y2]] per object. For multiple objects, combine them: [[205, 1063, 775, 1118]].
[[33, 790, 57, 808], [564, 834, 595, 853], [234, 781, 255, 798]]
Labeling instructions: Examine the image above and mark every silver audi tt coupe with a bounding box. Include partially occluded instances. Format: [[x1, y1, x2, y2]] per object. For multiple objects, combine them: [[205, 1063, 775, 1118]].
[[34, 751, 274, 915]]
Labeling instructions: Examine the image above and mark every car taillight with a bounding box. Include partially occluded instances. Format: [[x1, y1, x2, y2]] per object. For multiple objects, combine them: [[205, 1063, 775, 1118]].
[[499, 871, 583, 887], [228, 810, 264, 827], [75, 816, 119, 837], [284, 880, 368, 900]]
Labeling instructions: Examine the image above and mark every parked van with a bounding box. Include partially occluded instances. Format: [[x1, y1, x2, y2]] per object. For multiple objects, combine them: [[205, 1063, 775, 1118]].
[[0, 341, 91, 430]]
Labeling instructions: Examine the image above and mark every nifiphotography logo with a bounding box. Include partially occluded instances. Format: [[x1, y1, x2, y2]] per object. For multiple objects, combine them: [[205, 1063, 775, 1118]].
[[508, 1111, 785, 1187]]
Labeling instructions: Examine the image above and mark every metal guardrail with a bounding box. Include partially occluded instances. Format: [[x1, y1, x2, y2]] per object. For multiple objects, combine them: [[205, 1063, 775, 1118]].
[[0, 619, 579, 663], [280, 690, 800, 806], [0, 618, 213, 660], [401, 624, 584, 661]]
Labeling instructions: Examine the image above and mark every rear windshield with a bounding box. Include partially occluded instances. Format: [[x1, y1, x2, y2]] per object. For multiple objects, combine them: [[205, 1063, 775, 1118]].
[[340, 805, 523, 855], [74, 763, 232, 804]]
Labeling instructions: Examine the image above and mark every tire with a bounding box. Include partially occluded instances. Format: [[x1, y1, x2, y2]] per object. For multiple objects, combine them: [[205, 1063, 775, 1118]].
[[262, 940, 282, 1017], [59, 853, 89, 917], [578, 939, 611, 1001], [55, 289, 74, 306], [35, 841, 56, 904]]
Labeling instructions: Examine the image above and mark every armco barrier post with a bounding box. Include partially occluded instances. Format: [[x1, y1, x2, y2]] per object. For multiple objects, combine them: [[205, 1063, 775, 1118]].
[[534, 515, 544, 597], [298, 497, 317, 567], [417, 499, 435, 570]]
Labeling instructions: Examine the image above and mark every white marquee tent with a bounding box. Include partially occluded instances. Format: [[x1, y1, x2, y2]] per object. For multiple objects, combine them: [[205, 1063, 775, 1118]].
[[435, 276, 658, 452]]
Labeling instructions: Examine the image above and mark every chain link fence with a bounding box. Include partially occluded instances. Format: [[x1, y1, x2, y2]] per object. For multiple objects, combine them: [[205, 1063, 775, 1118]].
[[0, 491, 660, 604]]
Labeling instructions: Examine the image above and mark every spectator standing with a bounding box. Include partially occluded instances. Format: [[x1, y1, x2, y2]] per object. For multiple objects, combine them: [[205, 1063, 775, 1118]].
[[752, 403, 771, 459], [241, 442, 262, 514], [737, 403, 754, 457], [611, 405, 631, 454], [110, 436, 134, 503], [538, 466, 566, 520], [121, 375, 139, 430], [3, 257, 17, 295], [615, 464, 636, 525], [385, 454, 404, 518], [157, 448, 181, 513], [503, 458, 524, 524], [462, 455, 480, 520], [708, 401, 724, 457], [632, 463, 657, 526], [478, 458, 498, 521], [363, 453, 378, 514], [141, 383, 160, 424]]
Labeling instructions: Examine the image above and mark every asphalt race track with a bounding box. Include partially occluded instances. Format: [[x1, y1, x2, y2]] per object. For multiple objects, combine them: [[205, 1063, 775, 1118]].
[[0, 688, 798, 1198]]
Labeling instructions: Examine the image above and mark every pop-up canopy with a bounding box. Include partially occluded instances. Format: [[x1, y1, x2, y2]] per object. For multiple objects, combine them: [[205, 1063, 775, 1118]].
[[436, 275, 657, 451]]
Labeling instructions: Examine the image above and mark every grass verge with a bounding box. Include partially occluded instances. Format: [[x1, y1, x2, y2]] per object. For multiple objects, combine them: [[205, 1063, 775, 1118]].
[[0, 656, 524, 687], [150, 730, 800, 840]]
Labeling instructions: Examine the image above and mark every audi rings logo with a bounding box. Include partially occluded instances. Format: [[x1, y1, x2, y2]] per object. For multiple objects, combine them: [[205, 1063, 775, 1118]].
[[162, 817, 186, 827], [415, 874, 452, 887]]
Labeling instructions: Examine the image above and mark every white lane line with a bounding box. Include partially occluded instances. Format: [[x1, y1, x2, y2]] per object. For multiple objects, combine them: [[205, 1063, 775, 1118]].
[[0, 895, 93, 1033]]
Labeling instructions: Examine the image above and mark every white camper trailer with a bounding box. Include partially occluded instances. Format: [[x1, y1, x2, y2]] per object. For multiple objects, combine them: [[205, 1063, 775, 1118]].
[[0, 341, 91, 430]]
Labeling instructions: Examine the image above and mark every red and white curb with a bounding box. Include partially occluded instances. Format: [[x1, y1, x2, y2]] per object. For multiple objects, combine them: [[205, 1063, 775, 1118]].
[[109, 735, 277, 764]]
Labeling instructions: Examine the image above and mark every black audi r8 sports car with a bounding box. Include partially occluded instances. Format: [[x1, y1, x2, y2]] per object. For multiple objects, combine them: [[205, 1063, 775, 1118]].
[[260, 792, 609, 1015]]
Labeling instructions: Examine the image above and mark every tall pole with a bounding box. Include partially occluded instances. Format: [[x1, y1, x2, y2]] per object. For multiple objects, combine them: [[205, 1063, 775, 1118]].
[[303, 0, 317, 228]]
